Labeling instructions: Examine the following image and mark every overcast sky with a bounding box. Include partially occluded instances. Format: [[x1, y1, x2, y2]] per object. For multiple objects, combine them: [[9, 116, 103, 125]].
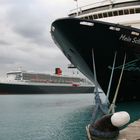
[[0, 0, 99, 78]]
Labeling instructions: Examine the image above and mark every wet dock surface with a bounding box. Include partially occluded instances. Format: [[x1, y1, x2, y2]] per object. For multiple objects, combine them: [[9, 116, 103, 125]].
[[86, 119, 140, 140], [118, 119, 140, 140]]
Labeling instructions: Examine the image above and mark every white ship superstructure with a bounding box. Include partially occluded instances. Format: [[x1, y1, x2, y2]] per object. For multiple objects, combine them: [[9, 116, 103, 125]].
[[0, 69, 94, 94], [6, 70, 92, 86], [69, 0, 140, 28]]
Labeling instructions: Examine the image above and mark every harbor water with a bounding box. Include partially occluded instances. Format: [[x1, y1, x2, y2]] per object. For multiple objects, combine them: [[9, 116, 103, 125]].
[[0, 94, 140, 140], [0, 94, 95, 140]]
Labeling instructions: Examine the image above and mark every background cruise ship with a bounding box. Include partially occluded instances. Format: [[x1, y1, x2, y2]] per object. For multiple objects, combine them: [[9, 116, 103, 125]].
[[0, 68, 94, 94]]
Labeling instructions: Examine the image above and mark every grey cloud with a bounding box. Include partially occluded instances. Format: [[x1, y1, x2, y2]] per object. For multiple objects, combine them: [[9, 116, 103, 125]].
[[0, 0, 35, 5], [0, 0, 76, 77], [7, 1, 49, 45], [0, 56, 15, 64], [0, 42, 69, 72], [0, 40, 10, 45]]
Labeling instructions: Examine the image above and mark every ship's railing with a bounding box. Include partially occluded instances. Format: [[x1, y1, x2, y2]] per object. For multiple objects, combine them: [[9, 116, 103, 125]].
[[69, 0, 137, 16], [69, 0, 110, 15]]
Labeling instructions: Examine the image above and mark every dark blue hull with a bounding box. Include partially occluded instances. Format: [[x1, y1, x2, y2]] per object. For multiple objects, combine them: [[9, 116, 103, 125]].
[[51, 18, 140, 102], [0, 82, 94, 94]]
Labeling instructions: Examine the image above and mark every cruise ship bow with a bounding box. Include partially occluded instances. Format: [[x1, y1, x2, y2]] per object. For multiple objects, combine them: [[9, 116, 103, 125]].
[[51, 18, 140, 103]]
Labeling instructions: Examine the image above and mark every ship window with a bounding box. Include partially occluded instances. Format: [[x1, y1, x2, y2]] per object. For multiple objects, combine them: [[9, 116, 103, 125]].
[[131, 31, 139, 36], [108, 12, 113, 17], [136, 8, 140, 13], [124, 9, 129, 15], [80, 21, 94, 26], [103, 12, 107, 18], [98, 13, 102, 18], [89, 15, 93, 20], [113, 11, 118, 16], [93, 14, 98, 19], [109, 26, 120, 31], [119, 10, 123, 15], [51, 26, 55, 32], [130, 9, 135, 14], [109, 26, 115, 30], [116, 27, 120, 31]]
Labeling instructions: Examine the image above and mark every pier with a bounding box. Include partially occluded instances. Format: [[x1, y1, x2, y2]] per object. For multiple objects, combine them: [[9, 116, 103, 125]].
[[118, 119, 140, 140], [86, 119, 140, 140]]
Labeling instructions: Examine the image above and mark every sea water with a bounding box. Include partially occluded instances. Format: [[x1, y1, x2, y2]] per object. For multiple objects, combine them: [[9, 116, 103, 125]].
[[0, 94, 95, 140], [0, 94, 140, 140]]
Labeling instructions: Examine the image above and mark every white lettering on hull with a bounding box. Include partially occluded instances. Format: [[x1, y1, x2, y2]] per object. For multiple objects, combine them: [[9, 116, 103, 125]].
[[119, 34, 140, 45]]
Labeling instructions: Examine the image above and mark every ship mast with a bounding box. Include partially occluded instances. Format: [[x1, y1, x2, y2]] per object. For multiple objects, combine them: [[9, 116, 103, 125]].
[[74, 0, 79, 16], [108, 0, 113, 8]]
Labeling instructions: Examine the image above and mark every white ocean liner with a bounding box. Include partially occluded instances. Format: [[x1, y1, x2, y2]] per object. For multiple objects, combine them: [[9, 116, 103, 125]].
[[0, 68, 94, 94]]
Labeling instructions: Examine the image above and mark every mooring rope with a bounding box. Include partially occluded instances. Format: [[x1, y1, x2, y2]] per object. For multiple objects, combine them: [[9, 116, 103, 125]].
[[108, 53, 127, 114], [106, 51, 117, 100], [91, 49, 108, 123]]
